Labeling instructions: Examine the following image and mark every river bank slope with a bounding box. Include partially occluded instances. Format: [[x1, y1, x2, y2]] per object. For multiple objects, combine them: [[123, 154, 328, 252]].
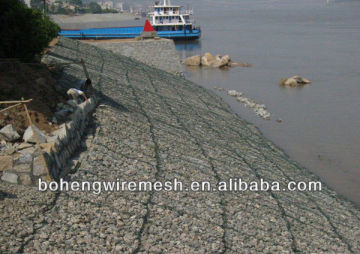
[[0, 37, 359, 253]]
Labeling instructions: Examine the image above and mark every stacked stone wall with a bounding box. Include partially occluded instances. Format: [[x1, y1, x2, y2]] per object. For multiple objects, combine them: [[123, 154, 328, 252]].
[[0, 97, 97, 185]]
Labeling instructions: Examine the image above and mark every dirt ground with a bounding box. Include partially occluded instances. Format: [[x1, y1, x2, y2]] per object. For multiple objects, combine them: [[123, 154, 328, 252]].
[[0, 60, 66, 136]]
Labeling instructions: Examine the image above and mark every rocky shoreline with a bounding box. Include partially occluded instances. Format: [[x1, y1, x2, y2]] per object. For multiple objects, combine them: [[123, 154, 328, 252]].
[[0, 38, 359, 253]]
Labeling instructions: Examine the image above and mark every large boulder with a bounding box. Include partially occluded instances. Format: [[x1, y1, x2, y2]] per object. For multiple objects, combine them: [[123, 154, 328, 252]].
[[204, 52, 216, 62], [279, 76, 311, 87], [0, 124, 20, 142], [1, 172, 18, 184], [201, 52, 217, 66], [23, 125, 47, 144], [184, 55, 201, 66], [213, 54, 231, 68]]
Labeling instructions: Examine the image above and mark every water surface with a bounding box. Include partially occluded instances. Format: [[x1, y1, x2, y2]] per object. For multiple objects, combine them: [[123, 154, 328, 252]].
[[175, 0, 360, 205]]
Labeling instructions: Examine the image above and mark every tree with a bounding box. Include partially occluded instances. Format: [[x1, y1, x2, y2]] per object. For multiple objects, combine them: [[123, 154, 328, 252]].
[[69, 0, 82, 7], [30, 0, 43, 10], [88, 2, 101, 13], [0, 0, 60, 61]]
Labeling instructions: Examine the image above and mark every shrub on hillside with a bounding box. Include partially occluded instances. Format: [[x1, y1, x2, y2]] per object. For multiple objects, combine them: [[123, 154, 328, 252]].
[[0, 0, 60, 61], [88, 2, 102, 14]]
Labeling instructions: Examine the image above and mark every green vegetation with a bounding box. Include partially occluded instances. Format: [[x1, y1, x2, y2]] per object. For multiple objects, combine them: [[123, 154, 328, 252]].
[[0, 0, 60, 61], [69, 0, 83, 6], [30, 0, 43, 10], [88, 2, 102, 14]]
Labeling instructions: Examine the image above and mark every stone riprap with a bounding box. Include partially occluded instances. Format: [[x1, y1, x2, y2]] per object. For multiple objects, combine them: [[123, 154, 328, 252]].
[[0, 97, 97, 186], [0, 37, 359, 253], [86, 39, 184, 76]]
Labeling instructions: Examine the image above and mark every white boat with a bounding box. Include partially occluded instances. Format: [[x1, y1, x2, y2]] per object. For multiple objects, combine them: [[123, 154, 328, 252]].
[[148, 0, 201, 40], [60, 0, 201, 40]]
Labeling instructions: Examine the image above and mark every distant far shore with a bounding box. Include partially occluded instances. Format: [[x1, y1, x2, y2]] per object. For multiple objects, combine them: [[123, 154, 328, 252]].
[[51, 13, 141, 29]]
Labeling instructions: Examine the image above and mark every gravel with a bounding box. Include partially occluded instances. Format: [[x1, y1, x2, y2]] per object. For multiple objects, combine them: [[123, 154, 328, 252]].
[[1, 37, 359, 253], [86, 39, 184, 75]]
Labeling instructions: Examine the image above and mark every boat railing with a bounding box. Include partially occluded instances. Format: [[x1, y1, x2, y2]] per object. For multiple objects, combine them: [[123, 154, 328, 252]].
[[153, 20, 184, 25], [151, 10, 192, 15], [180, 10, 193, 15], [151, 10, 190, 16], [153, 20, 194, 25]]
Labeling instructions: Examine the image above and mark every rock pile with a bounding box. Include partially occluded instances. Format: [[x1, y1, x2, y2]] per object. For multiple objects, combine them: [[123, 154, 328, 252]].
[[213, 88, 271, 120], [23, 125, 47, 144], [0, 124, 48, 144], [201, 52, 217, 66], [184, 52, 252, 69], [0, 96, 97, 186], [227, 90, 271, 120], [0, 84, 97, 186], [0, 124, 20, 142], [279, 76, 311, 87], [184, 55, 201, 66]]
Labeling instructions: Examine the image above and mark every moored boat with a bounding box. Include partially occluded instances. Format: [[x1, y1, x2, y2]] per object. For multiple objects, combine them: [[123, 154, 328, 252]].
[[59, 0, 200, 40], [149, 0, 201, 40]]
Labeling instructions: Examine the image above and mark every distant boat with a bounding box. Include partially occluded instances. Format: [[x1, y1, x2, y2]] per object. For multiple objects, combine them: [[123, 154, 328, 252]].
[[59, 0, 201, 40]]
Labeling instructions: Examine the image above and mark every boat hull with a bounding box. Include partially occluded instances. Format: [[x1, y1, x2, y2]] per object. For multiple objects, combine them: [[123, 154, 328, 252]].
[[59, 26, 201, 40]]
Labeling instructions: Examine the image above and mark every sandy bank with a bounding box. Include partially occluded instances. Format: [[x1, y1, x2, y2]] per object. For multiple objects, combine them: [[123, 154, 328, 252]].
[[51, 13, 139, 29]]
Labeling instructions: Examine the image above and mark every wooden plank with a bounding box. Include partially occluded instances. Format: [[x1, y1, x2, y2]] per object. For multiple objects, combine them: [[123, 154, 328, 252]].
[[0, 99, 33, 104], [0, 103, 22, 113]]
